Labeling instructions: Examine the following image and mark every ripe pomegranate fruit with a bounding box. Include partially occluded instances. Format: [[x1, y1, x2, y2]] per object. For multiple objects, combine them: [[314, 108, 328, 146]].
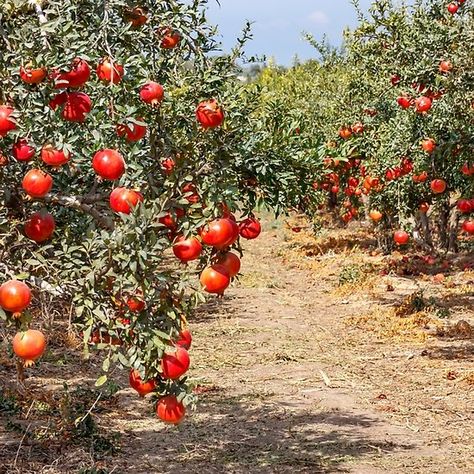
[[161, 157, 175, 175], [12, 139, 35, 161], [0, 280, 32, 313], [126, 292, 145, 312], [174, 329, 192, 350], [461, 162, 474, 176], [25, 211, 55, 243], [430, 179, 447, 194], [22, 169, 53, 198], [216, 252, 241, 277], [201, 218, 235, 247], [12, 329, 46, 366], [462, 221, 474, 234], [129, 369, 156, 397], [196, 99, 224, 128], [52, 58, 90, 88], [338, 126, 352, 139], [421, 138, 436, 153], [92, 149, 125, 180], [439, 60, 453, 73], [159, 208, 185, 230], [397, 96, 412, 109], [109, 187, 143, 214], [124, 6, 148, 27], [161, 346, 190, 380], [415, 96, 432, 113], [49, 92, 92, 122], [117, 118, 147, 142], [419, 202, 430, 213], [182, 183, 200, 203], [20, 65, 47, 84], [447, 2, 459, 14], [369, 210, 383, 222], [97, 58, 124, 84], [0, 106, 16, 137], [173, 236, 202, 263], [41, 145, 70, 167], [156, 395, 185, 424], [239, 217, 261, 240], [200, 264, 230, 294], [394, 230, 410, 245], [457, 199, 473, 214], [390, 74, 401, 86], [139, 81, 164, 105], [159, 28, 181, 49]]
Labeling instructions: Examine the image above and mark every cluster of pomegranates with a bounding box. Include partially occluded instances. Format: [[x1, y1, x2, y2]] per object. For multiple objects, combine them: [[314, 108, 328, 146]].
[[129, 329, 191, 424], [0, 279, 46, 367]]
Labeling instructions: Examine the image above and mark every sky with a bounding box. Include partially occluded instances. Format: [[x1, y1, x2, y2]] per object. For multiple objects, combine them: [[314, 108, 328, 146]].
[[206, 0, 374, 65]]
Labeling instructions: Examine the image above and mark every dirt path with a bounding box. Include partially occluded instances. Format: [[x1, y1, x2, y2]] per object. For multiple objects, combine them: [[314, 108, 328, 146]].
[[108, 217, 449, 474]]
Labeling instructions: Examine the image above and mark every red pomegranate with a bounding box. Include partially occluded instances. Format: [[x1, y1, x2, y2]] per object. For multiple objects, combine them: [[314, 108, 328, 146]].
[[12, 329, 46, 366], [129, 369, 156, 397], [97, 58, 124, 84], [161, 347, 190, 380], [0, 280, 32, 313], [174, 329, 192, 350], [462, 221, 474, 234], [200, 264, 230, 294], [139, 81, 164, 105], [156, 395, 185, 424], [41, 145, 70, 167], [200, 219, 236, 247], [415, 96, 432, 113], [394, 230, 410, 245], [239, 217, 261, 240], [173, 236, 202, 263], [22, 169, 53, 198], [216, 252, 241, 277], [159, 28, 181, 49], [12, 139, 35, 162], [20, 65, 47, 84], [0, 106, 17, 137], [117, 118, 147, 142], [49, 92, 92, 122], [52, 58, 90, 88], [196, 99, 224, 128], [457, 199, 473, 214], [25, 211, 55, 242], [397, 96, 412, 109], [430, 179, 447, 194], [92, 149, 126, 180], [109, 187, 143, 214]]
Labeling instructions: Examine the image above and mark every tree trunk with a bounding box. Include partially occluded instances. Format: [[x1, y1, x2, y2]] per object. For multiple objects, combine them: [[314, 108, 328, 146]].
[[419, 212, 434, 249], [448, 206, 460, 253]]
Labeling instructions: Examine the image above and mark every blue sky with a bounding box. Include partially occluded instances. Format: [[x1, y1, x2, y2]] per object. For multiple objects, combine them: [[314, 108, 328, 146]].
[[206, 0, 374, 65]]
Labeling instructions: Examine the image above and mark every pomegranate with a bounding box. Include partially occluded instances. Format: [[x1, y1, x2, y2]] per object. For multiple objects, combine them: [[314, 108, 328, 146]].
[[139, 81, 164, 105], [415, 96, 432, 113], [12, 139, 35, 162], [447, 2, 459, 14], [156, 395, 185, 424], [41, 145, 70, 167], [159, 28, 181, 49], [161, 346, 190, 380], [174, 329, 192, 350], [0, 106, 16, 137], [216, 252, 241, 277], [430, 179, 447, 194], [52, 58, 90, 89], [196, 99, 224, 128], [22, 169, 53, 198], [421, 138, 436, 153], [239, 217, 261, 240], [25, 211, 55, 242], [200, 219, 235, 247], [394, 230, 410, 245], [49, 92, 92, 122], [109, 187, 143, 214], [97, 58, 124, 84], [117, 118, 147, 142], [0, 280, 32, 313], [457, 199, 473, 214], [200, 264, 230, 294], [462, 221, 474, 234], [129, 369, 156, 397], [439, 60, 453, 73], [173, 236, 202, 263], [397, 96, 412, 109], [338, 126, 352, 140], [92, 149, 125, 180], [20, 65, 47, 84], [369, 210, 383, 222], [12, 329, 46, 366]]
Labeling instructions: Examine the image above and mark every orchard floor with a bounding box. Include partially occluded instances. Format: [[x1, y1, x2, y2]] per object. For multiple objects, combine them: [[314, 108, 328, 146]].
[[1, 214, 473, 473]]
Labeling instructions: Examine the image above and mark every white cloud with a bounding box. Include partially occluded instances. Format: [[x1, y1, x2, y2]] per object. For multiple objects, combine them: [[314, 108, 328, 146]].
[[308, 10, 329, 25]]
